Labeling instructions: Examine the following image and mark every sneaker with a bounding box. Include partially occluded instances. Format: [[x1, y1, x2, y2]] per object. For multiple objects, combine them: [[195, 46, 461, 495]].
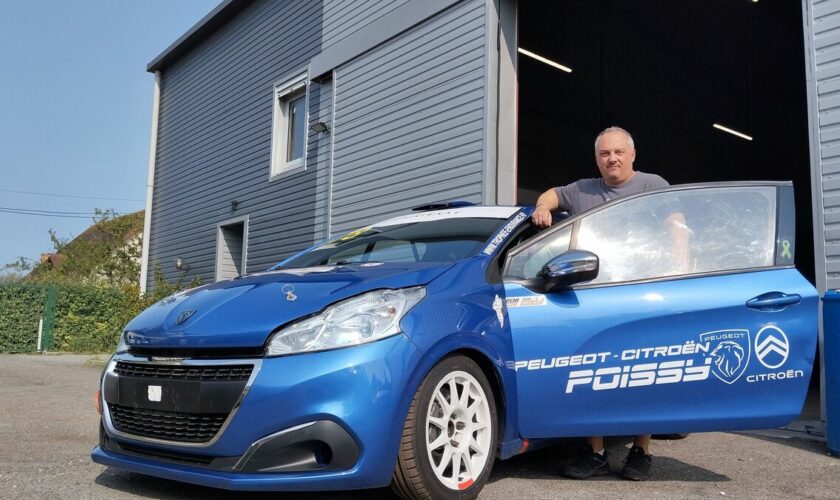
[[562, 445, 610, 479], [621, 445, 652, 481]]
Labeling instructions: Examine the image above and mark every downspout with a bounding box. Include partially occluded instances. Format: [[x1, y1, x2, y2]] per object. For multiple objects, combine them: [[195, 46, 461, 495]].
[[496, 0, 518, 205], [139, 71, 161, 295]]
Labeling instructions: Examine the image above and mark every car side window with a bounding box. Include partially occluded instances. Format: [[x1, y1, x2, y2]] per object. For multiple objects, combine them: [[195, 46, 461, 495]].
[[505, 226, 572, 279], [575, 186, 777, 285]]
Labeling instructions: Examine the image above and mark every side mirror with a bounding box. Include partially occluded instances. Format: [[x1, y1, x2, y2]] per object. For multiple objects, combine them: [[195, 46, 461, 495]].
[[539, 250, 599, 291]]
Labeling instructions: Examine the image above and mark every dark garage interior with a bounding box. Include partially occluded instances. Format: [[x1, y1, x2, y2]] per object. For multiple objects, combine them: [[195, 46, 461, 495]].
[[516, 0, 820, 419], [516, 0, 815, 286]]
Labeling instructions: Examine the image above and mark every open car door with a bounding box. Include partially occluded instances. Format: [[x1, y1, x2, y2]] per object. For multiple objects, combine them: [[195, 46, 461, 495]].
[[502, 182, 817, 438]]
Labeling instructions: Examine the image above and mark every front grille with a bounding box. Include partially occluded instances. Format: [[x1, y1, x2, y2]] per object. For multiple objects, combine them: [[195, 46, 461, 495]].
[[114, 362, 253, 381], [109, 404, 227, 443]]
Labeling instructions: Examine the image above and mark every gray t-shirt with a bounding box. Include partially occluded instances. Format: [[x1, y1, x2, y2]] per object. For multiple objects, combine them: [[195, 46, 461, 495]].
[[553, 171, 669, 215]]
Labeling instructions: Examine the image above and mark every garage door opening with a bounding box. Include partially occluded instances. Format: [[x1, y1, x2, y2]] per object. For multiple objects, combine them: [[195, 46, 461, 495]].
[[515, 0, 819, 422], [516, 0, 813, 283]]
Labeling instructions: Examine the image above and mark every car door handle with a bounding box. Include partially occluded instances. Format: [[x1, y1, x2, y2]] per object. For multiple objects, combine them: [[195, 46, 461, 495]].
[[746, 292, 801, 311]]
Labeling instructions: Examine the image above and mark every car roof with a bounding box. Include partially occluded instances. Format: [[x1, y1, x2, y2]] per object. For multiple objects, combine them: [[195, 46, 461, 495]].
[[372, 206, 522, 228]]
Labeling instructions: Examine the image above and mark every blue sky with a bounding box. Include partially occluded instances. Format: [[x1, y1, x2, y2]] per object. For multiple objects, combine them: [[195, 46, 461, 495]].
[[0, 0, 219, 268]]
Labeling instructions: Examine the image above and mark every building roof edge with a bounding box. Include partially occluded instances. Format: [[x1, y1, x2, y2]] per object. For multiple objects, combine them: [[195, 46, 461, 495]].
[[147, 0, 254, 73]]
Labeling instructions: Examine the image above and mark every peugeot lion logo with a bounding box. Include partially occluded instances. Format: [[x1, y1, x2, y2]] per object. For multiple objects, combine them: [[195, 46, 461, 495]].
[[699, 330, 751, 384], [755, 325, 790, 369], [176, 309, 197, 325]]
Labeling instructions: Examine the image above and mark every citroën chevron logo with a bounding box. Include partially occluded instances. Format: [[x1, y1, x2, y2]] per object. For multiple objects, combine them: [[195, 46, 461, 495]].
[[754, 325, 790, 369]]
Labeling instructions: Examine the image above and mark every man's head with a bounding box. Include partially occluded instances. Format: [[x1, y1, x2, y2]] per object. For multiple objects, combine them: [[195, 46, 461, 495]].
[[594, 126, 636, 186]]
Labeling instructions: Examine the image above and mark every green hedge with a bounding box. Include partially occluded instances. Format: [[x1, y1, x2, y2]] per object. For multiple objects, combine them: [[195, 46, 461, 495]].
[[0, 284, 48, 352], [52, 284, 149, 352], [0, 283, 150, 353]]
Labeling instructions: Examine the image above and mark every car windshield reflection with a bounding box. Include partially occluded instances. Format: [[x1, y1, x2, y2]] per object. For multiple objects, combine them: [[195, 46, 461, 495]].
[[275, 217, 509, 269]]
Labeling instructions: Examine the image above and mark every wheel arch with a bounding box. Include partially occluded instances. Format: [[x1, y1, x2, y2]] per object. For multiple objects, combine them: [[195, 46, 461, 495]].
[[396, 333, 518, 459], [391, 345, 507, 498]]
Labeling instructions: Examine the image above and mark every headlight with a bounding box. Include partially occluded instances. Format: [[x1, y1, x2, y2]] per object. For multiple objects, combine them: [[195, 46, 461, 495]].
[[115, 332, 129, 354], [266, 286, 427, 356]]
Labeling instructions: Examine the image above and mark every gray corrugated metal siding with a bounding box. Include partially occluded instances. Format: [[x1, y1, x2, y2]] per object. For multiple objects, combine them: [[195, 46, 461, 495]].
[[147, 0, 327, 286], [329, 0, 486, 235], [809, 0, 840, 289], [147, 0, 491, 287], [321, 0, 410, 49]]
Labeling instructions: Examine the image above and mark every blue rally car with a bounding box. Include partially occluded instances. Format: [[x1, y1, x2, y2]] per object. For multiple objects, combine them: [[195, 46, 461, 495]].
[[92, 182, 817, 499]]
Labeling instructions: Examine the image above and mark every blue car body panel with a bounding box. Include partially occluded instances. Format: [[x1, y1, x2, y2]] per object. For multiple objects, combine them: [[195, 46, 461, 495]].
[[398, 256, 522, 449], [124, 262, 453, 348], [92, 185, 819, 492], [95, 334, 421, 490], [507, 268, 817, 438]]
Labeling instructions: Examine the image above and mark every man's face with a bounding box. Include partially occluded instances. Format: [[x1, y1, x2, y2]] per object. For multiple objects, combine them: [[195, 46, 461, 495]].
[[595, 131, 636, 186]]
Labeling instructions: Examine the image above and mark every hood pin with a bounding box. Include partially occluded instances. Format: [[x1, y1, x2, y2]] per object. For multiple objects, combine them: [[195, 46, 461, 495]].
[[282, 284, 297, 302]]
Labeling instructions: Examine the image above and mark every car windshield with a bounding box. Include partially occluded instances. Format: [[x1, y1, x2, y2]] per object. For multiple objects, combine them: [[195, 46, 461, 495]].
[[275, 216, 511, 269]]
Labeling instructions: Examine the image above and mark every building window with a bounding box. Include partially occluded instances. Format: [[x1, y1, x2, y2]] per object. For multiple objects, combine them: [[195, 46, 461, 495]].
[[270, 73, 308, 179]]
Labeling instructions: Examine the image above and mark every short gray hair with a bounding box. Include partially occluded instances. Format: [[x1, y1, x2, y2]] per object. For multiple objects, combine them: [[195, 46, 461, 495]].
[[595, 126, 634, 150]]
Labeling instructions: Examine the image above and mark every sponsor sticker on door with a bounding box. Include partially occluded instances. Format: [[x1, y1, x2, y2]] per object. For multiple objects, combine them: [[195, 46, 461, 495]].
[[700, 330, 750, 384], [509, 324, 804, 392], [755, 325, 790, 369]]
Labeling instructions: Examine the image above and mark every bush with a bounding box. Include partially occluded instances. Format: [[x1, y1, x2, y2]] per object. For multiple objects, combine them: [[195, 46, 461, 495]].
[[0, 283, 151, 353], [0, 284, 47, 352], [51, 284, 149, 352], [0, 269, 198, 353]]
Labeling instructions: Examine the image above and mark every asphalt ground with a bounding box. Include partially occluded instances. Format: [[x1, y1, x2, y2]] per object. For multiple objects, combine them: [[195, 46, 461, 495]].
[[1, 353, 838, 499]]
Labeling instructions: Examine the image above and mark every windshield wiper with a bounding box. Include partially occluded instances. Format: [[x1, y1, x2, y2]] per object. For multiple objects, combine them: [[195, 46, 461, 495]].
[[334, 260, 383, 266]]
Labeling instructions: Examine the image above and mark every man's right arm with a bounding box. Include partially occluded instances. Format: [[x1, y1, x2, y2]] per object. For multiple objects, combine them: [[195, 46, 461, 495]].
[[532, 188, 560, 228]]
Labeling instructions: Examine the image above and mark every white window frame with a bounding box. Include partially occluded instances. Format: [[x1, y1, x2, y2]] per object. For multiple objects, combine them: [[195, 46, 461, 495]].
[[269, 71, 309, 180]]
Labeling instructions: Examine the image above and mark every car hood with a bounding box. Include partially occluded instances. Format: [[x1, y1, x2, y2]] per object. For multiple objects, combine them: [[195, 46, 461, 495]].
[[123, 262, 455, 349]]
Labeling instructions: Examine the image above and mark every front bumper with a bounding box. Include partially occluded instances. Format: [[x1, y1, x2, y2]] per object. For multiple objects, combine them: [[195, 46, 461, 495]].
[[92, 334, 420, 491]]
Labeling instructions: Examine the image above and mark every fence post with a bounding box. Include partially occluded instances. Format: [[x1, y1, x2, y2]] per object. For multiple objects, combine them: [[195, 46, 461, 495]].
[[41, 286, 57, 351], [36, 318, 44, 352]]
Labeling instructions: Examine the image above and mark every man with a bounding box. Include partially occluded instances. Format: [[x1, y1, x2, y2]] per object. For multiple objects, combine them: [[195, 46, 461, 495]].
[[532, 126, 668, 227], [532, 126, 683, 481]]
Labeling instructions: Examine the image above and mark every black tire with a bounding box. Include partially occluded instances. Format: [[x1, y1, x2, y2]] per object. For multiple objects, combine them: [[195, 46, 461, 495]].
[[391, 356, 498, 500]]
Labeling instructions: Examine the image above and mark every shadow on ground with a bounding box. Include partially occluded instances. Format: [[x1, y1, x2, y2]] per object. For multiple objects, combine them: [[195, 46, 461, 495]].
[[487, 441, 729, 484], [95, 439, 730, 498], [732, 430, 831, 457]]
